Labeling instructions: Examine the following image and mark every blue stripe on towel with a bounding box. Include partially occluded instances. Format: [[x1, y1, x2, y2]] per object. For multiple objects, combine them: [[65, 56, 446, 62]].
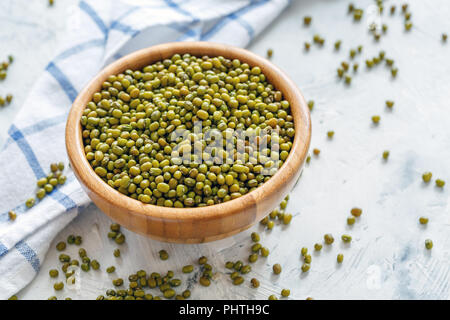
[[79, 1, 108, 35], [7, 125, 77, 211], [165, 0, 198, 22], [202, 0, 269, 40], [54, 38, 105, 62], [8, 125, 46, 178], [15, 241, 40, 273], [0, 242, 8, 258], [46, 62, 78, 102]]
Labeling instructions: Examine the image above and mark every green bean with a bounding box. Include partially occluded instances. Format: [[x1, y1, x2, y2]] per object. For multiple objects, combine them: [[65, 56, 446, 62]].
[[182, 265, 194, 273], [91, 260, 100, 270], [391, 68, 398, 77], [74, 236, 82, 245], [159, 250, 169, 260], [347, 216, 356, 225], [78, 248, 87, 258], [341, 234, 352, 243], [313, 34, 325, 45], [348, 3, 354, 13], [8, 210, 16, 221], [59, 254, 70, 263], [107, 232, 117, 239], [163, 289, 176, 299], [301, 263, 310, 273], [67, 235, 75, 244], [251, 232, 260, 242], [351, 208, 362, 217], [56, 241, 66, 251], [199, 276, 210, 287], [251, 243, 262, 253], [324, 234, 334, 245], [114, 233, 125, 244], [61, 263, 70, 273], [260, 247, 269, 257], [54, 282, 64, 291], [272, 263, 282, 275], [435, 179, 445, 188], [250, 278, 260, 288], [113, 249, 120, 257], [282, 213, 292, 225], [372, 115, 380, 124], [25, 198, 35, 208], [303, 16, 312, 26], [301, 247, 308, 256], [281, 289, 290, 297], [353, 9, 363, 21], [249, 253, 258, 263], [390, 5, 396, 14], [304, 254, 312, 264], [182, 290, 191, 298], [419, 217, 429, 225], [110, 223, 120, 232], [422, 172, 432, 183], [233, 276, 244, 285], [385, 101, 394, 109], [334, 40, 342, 50], [233, 261, 243, 271], [112, 278, 124, 286], [49, 269, 59, 278], [198, 256, 207, 265]]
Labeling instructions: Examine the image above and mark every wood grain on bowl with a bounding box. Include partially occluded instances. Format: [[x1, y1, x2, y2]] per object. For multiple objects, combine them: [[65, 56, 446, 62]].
[[66, 42, 311, 243]]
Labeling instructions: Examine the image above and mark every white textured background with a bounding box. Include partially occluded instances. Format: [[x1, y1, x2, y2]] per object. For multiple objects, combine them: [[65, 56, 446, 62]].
[[1, 0, 449, 300]]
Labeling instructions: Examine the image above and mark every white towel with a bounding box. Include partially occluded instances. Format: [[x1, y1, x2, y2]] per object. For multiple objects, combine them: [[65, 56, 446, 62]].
[[0, 0, 290, 299]]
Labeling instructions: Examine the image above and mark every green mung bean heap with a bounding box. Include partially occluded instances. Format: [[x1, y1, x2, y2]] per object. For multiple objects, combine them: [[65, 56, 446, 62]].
[[81, 53, 295, 207]]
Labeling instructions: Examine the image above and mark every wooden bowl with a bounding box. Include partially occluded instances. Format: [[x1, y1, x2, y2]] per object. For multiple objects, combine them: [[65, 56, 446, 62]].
[[66, 42, 311, 243]]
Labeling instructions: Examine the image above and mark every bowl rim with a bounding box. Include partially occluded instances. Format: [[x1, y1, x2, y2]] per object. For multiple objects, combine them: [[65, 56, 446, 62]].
[[66, 41, 311, 222]]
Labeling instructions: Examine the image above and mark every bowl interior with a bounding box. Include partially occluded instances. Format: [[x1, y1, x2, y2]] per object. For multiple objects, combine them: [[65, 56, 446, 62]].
[[66, 41, 311, 223]]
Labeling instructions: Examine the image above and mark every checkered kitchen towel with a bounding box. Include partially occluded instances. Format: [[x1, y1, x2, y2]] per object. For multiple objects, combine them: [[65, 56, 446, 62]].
[[0, 0, 290, 299]]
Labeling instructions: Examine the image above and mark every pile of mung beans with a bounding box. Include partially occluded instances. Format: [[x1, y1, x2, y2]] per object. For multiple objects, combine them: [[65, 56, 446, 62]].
[[81, 54, 295, 207], [25, 162, 67, 209], [7, 162, 68, 222]]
